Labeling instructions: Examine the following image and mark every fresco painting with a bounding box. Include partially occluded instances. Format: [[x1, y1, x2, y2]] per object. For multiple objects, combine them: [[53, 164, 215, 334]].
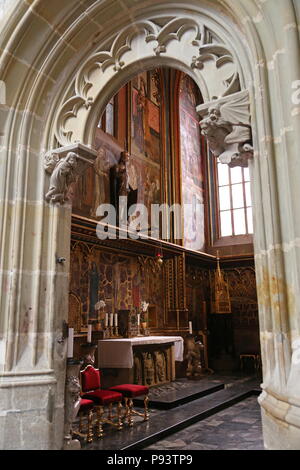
[[70, 242, 165, 328], [179, 73, 205, 251], [71, 70, 162, 227]]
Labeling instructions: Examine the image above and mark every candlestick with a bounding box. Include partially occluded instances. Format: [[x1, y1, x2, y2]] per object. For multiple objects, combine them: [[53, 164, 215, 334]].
[[110, 313, 114, 327], [137, 313, 140, 326], [189, 321, 193, 335], [67, 328, 74, 358], [87, 324, 92, 343], [114, 313, 118, 327], [105, 313, 108, 328]]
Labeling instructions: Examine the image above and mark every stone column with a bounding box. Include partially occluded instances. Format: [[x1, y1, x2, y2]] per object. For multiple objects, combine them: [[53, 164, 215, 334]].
[[198, 77, 300, 449], [0, 142, 96, 449]]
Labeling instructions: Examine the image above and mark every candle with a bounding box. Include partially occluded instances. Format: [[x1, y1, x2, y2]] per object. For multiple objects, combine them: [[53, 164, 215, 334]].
[[87, 324, 92, 343], [114, 314, 118, 327], [189, 321, 193, 334], [110, 313, 114, 327], [67, 328, 74, 358], [137, 313, 140, 326], [105, 313, 108, 328]]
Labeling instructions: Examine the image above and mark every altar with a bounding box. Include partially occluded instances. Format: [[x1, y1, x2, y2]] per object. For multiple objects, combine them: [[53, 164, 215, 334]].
[[98, 336, 184, 388]]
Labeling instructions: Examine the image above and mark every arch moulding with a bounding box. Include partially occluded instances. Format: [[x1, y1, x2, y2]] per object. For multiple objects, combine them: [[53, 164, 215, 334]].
[[1, 0, 300, 451]]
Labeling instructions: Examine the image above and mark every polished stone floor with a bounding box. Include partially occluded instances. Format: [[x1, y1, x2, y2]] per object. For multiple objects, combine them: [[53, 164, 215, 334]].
[[78, 374, 263, 450], [145, 396, 264, 450]]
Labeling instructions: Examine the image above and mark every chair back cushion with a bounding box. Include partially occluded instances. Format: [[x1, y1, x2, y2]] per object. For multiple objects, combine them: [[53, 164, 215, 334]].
[[81, 366, 101, 392]]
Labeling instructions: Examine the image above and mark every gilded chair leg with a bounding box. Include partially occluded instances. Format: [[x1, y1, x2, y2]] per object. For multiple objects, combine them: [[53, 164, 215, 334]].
[[96, 406, 104, 438], [128, 398, 134, 427], [117, 402, 123, 430], [144, 394, 149, 421], [124, 397, 129, 421], [79, 412, 83, 433], [108, 402, 113, 421], [87, 409, 94, 443]]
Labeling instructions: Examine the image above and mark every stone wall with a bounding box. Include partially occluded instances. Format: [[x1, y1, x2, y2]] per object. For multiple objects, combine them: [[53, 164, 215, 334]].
[[0, 0, 300, 450]]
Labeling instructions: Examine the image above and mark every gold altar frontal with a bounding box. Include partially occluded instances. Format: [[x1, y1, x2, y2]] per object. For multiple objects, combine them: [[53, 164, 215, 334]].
[[98, 336, 184, 389]]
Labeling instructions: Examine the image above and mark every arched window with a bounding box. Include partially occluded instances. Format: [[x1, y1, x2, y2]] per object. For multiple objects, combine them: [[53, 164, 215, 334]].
[[217, 161, 253, 237]]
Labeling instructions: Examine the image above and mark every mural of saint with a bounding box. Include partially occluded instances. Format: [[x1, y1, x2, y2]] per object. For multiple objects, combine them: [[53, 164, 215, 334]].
[[132, 78, 147, 155], [92, 147, 110, 217], [89, 262, 99, 321], [179, 72, 205, 251]]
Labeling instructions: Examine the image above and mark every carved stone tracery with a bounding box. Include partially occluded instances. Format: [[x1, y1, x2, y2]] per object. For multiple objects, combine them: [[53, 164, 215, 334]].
[[54, 17, 244, 147]]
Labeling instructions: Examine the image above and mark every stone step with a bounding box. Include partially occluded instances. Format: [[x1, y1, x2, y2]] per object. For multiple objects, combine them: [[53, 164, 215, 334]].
[[122, 382, 260, 450], [133, 380, 225, 409], [82, 377, 260, 450]]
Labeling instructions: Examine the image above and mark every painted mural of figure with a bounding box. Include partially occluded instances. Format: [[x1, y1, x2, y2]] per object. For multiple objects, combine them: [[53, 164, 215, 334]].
[[114, 151, 130, 224], [92, 147, 109, 217], [132, 80, 146, 154], [111, 151, 138, 224], [89, 262, 99, 321], [144, 172, 160, 211]]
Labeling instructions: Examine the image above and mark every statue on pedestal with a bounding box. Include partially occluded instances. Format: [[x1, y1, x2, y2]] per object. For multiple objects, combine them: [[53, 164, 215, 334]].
[[45, 152, 78, 203], [143, 352, 155, 386], [184, 335, 204, 379], [110, 151, 138, 224], [63, 359, 82, 450]]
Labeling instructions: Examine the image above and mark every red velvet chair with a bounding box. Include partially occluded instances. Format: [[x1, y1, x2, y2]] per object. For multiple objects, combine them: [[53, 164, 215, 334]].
[[80, 365, 123, 437], [109, 384, 149, 426], [77, 398, 94, 443]]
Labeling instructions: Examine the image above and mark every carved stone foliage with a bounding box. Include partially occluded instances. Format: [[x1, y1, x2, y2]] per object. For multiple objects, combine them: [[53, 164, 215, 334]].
[[44, 143, 97, 204], [54, 17, 243, 146], [197, 90, 253, 168], [186, 265, 210, 291], [68, 292, 82, 332]]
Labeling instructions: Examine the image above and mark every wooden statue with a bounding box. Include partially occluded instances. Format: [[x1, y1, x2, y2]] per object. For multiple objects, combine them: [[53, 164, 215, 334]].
[[110, 151, 138, 223], [184, 334, 204, 379]]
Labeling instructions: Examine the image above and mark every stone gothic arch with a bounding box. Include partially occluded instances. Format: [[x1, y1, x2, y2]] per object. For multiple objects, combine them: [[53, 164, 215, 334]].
[[0, 0, 300, 450]]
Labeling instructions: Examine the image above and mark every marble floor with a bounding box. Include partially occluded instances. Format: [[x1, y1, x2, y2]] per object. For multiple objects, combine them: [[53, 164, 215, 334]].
[[145, 396, 264, 451], [78, 375, 263, 450]]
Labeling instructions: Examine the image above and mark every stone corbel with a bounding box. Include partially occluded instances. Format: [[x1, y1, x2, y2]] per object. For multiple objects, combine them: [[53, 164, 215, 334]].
[[197, 90, 253, 168], [44, 143, 97, 204]]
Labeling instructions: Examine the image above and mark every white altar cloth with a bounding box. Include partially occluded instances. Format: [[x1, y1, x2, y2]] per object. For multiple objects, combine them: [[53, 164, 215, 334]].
[[98, 336, 184, 369]]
